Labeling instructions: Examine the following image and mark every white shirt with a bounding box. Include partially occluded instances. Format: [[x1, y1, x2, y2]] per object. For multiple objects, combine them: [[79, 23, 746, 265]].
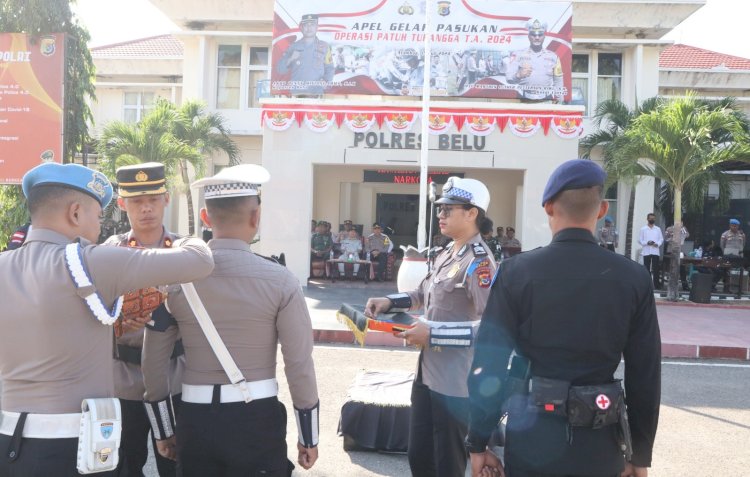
[[639, 224, 664, 257]]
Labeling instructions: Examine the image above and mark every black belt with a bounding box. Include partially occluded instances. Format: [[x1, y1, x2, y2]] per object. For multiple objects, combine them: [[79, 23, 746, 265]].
[[116, 340, 184, 365]]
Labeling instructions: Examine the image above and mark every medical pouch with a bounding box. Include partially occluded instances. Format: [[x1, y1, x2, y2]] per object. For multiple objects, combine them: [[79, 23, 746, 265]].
[[567, 381, 623, 429]]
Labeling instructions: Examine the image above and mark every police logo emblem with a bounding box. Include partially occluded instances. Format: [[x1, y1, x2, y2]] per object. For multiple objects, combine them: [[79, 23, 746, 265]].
[[98, 447, 112, 463], [39, 150, 55, 162], [595, 394, 611, 410], [135, 170, 149, 182], [100, 422, 114, 439], [437, 0, 451, 16], [40, 36, 56, 56], [87, 172, 108, 199]]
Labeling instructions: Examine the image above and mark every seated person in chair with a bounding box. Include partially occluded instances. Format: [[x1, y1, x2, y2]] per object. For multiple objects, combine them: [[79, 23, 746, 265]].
[[366, 223, 393, 281], [338, 229, 363, 278], [311, 221, 333, 261]]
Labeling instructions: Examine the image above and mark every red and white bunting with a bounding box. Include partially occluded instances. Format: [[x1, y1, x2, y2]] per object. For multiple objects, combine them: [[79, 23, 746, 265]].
[[508, 115, 541, 138], [343, 112, 378, 133], [551, 116, 584, 139], [465, 115, 496, 136], [304, 111, 335, 133], [384, 112, 419, 133], [264, 110, 295, 132], [427, 114, 453, 135]]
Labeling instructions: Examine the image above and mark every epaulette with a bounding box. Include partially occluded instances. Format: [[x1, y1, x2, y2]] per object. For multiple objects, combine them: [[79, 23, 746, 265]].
[[471, 242, 488, 257]]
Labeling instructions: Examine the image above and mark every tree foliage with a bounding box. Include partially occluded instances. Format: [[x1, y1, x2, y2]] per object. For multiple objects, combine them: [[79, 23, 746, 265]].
[[97, 99, 239, 235], [0, 0, 95, 244]]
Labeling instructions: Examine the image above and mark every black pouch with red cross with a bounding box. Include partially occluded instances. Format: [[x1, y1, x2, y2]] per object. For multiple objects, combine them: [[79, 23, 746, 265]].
[[567, 380, 623, 429]]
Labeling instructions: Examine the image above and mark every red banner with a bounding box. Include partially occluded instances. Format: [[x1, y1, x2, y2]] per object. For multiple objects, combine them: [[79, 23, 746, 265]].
[[0, 33, 65, 184]]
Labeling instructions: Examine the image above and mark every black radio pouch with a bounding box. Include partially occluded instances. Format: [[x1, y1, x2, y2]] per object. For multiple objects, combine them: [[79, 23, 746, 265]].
[[529, 376, 570, 418], [567, 380, 623, 429]]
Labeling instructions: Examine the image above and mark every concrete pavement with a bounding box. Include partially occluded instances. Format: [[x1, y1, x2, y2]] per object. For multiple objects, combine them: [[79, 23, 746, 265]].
[[304, 279, 750, 361]]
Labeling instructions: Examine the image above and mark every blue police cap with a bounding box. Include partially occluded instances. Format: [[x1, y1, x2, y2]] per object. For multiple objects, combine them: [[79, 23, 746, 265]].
[[729, 218, 740, 225], [604, 215, 614, 223], [542, 159, 607, 206], [22, 163, 113, 208]]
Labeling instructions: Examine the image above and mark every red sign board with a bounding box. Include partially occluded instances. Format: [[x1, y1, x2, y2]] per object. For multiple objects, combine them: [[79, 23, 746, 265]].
[[0, 33, 65, 184], [364, 170, 463, 184]]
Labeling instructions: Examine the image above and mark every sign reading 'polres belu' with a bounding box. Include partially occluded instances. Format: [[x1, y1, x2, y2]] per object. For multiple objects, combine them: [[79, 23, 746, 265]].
[[353, 132, 486, 150]]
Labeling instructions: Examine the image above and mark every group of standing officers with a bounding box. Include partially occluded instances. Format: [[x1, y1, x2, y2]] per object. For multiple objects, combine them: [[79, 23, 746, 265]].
[[0, 158, 660, 477]]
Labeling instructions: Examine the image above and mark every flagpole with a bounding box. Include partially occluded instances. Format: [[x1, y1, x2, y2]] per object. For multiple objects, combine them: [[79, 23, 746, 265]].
[[417, 0, 433, 250]]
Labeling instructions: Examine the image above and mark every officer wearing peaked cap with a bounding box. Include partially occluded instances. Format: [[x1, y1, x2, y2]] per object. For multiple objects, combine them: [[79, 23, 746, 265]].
[[277, 12, 334, 95], [141, 164, 320, 475], [103, 162, 184, 477], [0, 163, 214, 477], [366, 176, 497, 477], [467, 160, 660, 477]]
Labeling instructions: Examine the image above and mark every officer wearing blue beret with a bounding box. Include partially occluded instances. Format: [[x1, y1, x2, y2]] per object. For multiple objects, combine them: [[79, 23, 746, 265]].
[[467, 160, 661, 477], [0, 163, 214, 476]]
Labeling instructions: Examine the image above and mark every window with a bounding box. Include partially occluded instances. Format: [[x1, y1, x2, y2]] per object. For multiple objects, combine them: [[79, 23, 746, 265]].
[[215, 44, 270, 110], [217, 45, 242, 109], [571, 54, 589, 114], [597, 53, 622, 106], [247, 47, 270, 108], [123, 92, 155, 123]]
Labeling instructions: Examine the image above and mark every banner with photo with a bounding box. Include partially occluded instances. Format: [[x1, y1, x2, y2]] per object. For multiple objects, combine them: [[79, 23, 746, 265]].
[[271, 0, 572, 101]]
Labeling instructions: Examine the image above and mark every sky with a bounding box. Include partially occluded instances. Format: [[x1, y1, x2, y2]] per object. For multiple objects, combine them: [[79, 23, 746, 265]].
[[74, 0, 750, 59]]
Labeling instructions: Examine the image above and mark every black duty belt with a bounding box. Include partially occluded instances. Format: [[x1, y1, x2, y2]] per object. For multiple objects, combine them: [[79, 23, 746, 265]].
[[116, 340, 184, 365]]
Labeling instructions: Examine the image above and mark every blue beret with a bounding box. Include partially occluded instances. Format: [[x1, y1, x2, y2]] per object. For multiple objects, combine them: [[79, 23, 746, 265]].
[[729, 218, 740, 225], [604, 216, 614, 223], [22, 163, 113, 208], [542, 159, 607, 206]]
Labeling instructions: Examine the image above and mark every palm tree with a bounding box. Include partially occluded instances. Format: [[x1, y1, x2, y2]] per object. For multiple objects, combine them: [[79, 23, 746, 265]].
[[580, 97, 661, 257], [606, 93, 750, 300], [97, 104, 202, 232], [170, 100, 240, 235]]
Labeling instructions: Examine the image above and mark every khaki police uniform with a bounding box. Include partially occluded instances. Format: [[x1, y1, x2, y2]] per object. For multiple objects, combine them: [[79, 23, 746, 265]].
[[277, 31, 334, 95], [506, 47, 564, 101], [365, 231, 394, 280], [104, 229, 184, 477], [406, 234, 496, 477], [721, 229, 745, 256], [0, 229, 213, 476], [141, 164, 319, 476]]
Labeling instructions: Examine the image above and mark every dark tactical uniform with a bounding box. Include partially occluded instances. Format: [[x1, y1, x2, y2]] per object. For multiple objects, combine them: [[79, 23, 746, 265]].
[[468, 228, 661, 476], [405, 235, 496, 477]]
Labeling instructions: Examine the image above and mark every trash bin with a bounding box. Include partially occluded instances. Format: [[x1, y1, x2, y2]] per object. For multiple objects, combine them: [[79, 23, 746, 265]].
[[689, 272, 713, 303]]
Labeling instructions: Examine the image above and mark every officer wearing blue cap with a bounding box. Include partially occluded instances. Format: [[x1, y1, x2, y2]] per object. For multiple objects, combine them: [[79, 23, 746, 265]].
[[0, 163, 214, 476], [599, 215, 619, 252], [467, 160, 661, 477], [721, 218, 745, 257]]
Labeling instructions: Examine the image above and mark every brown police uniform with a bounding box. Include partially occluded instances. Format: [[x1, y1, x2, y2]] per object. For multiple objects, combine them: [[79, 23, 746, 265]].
[[404, 234, 497, 477], [0, 229, 213, 476], [142, 238, 319, 475], [365, 231, 394, 280]]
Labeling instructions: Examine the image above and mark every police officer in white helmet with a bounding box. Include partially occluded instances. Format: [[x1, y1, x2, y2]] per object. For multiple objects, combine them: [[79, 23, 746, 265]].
[[366, 177, 498, 477]]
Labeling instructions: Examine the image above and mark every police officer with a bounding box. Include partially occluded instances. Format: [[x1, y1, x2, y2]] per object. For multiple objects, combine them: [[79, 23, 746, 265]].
[[141, 164, 319, 476], [277, 13, 334, 95], [0, 163, 214, 477], [366, 223, 394, 281], [466, 160, 661, 477], [506, 19, 564, 102], [103, 163, 183, 477], [599, 215, 619, 252], [365, 177, 497, 477], [720, 218, 745, 257]]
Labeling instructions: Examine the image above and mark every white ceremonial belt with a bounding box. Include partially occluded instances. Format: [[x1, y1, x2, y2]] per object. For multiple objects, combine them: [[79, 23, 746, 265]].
[[0, 411, 80, 438], [419, 318, 481, 328], [182, 379, 278, 404]]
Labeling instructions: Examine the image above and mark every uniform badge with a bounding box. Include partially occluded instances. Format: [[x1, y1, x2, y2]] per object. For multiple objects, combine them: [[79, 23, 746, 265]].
[[87, 171, 108, 199], [595, 394, 611, 410], [477, 267, 492, 288], [447, 263, 461, 278], [100, 422, 114, 439], [98, 447, 112, 463]]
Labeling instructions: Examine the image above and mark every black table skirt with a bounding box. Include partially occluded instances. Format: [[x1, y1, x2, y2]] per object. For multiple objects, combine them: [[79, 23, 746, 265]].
[[338, 370, 414, 453]]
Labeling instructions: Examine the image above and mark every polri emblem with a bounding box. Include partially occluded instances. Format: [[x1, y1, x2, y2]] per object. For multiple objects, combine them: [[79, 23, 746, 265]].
[[87, 172, 108, 199], [437, 1, 451, 16], [40, 36, 56, 56], [100, 422, 114, 439]]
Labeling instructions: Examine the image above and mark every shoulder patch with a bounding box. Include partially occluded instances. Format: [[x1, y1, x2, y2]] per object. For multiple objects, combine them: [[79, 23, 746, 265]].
[[471, 242, 488, 257]]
